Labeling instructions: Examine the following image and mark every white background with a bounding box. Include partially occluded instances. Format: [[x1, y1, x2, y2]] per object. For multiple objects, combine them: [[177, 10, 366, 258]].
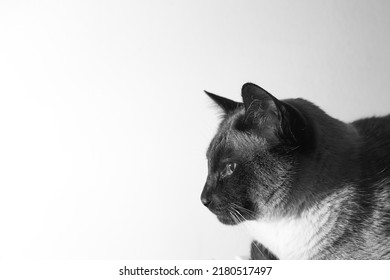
[[0, 0, 389, 259]]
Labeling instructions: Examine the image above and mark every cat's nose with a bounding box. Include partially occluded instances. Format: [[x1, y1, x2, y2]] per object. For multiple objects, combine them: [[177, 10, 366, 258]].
[[201, 181, 215, 208], [201, 197, 212, 208]]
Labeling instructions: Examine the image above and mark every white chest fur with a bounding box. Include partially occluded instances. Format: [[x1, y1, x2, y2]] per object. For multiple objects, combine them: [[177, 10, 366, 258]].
[[244, 187, 351, 259], [245, 208, 335, 260]]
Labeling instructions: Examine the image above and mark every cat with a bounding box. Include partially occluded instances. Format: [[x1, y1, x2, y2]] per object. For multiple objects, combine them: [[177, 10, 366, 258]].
[[201, 82, 390, 260]]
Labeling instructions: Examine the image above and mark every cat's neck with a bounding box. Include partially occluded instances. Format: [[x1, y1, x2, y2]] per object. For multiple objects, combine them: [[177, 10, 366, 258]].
[[289, 99, 362, 198], [245, 186, 354, 260]]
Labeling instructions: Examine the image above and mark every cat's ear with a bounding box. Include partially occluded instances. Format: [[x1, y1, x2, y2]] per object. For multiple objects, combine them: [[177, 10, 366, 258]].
[[241, 83, 308, 146], [205, 90, 241, 114], [241, 83, 280, 128]]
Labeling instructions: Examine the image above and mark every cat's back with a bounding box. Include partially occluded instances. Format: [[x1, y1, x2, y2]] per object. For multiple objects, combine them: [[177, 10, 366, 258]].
[[352, 114, 390, 139], [352, 114, 390, 179]]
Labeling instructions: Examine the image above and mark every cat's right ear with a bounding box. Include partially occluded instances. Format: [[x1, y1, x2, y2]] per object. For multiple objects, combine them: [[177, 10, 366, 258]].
[[204, 91, 241, 114]]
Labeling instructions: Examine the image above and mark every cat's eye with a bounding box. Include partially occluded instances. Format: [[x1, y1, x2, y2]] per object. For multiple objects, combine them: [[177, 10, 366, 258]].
[[221, 162, 237, 179]]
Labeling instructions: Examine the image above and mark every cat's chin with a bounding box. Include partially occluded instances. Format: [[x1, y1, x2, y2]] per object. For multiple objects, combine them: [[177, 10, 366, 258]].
[[216, 215, 241, 225]]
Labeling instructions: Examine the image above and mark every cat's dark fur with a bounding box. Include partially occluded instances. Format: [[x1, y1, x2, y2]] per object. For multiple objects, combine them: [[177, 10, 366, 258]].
[[201, 83, 390, 259]]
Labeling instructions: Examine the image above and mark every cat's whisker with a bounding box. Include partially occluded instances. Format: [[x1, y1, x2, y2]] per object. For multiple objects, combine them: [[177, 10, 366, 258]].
[[228, 209, 240, 224], [229, 203, 258, 220], [229, 207, 244, 224], [229, 207, 248, 226], [234, 209, 249, 224], [230, 202, 257, 216], [232, 213, 240, 225]]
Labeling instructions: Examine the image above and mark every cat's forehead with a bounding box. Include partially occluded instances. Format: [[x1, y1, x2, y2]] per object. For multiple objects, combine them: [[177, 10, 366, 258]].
[[207, 110, 266, 164], [207, 111, 241, 156]]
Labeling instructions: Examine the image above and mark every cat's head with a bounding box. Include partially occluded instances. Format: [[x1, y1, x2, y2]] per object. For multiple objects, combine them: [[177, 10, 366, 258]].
[[201, 83, 314, 225]]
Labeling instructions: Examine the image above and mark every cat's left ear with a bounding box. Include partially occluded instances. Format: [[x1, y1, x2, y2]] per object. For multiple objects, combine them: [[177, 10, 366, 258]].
[[241, 83, 308, 146], [205, 90, 241, 114]]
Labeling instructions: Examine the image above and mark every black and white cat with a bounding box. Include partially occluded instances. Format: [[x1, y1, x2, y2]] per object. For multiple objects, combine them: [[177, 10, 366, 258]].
[[201, 83, 390, 260]]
